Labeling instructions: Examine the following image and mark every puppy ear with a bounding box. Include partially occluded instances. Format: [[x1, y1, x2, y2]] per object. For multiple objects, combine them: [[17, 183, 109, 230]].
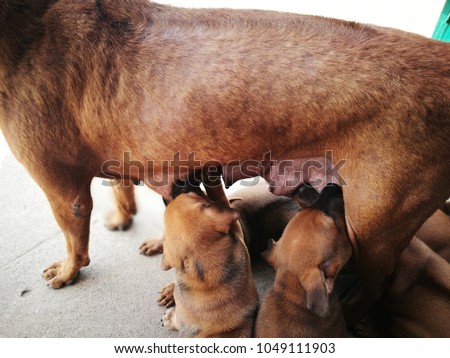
[[320, 258, 341, 295], [204, 204, 239, 234], [303, 257, 343, 317], [312, 184, 345, 229], [303, 269, 329, 318], [261, 239, 278, 267], [294, 184, 320, 208]]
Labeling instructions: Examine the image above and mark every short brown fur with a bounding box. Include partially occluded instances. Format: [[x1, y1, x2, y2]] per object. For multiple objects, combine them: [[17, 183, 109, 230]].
[[1, 1, 449, 297], [355, 210, 450, 337], [255, 186, 351, 337], [160, 192, 258, 338]]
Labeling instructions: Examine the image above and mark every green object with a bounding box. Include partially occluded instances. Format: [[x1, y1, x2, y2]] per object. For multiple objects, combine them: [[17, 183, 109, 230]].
[[433, 0, 450, 41]]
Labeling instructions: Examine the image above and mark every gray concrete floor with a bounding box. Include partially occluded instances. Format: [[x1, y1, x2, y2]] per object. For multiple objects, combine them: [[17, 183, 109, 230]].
[[0, 152, 274, 337]]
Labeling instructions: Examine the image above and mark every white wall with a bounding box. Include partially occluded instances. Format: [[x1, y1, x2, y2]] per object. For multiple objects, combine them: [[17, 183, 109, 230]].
[[157, 0, 445, 37], [0, 0, 445, 166]]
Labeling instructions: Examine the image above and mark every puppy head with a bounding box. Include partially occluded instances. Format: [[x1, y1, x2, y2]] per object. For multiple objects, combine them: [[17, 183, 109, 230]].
[[161, 192, 239, 271], [263, 184, 351, 317]]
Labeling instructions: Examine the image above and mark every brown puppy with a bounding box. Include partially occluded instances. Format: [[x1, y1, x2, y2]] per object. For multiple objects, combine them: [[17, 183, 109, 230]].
[[155, 179, 295, 309], [415, 209, 450, 260], [256, 185, 350, 337], [160, 191, 258, 338], [1, 1, 449, 296], [354, 210, 450, 337]]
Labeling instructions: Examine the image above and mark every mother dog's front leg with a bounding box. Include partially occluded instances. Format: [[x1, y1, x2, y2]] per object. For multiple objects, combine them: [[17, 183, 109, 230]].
[[41, 178, 93, 289]]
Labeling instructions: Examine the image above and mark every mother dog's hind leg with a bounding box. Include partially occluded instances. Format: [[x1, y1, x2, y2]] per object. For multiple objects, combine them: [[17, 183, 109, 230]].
[[105, 179, 136, 231], [41, 177, 93, 289]]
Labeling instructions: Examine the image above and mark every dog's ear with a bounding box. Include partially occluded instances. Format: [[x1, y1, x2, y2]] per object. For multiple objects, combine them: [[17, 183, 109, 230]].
[[204, 203, 239, 234], [261, 239, 278, 267], [320, 258, 341, 294], [302, 257, 343, 317], [303, 269, 330, 318], [294, 184, 320, 208], [312, 184, 345, 229]]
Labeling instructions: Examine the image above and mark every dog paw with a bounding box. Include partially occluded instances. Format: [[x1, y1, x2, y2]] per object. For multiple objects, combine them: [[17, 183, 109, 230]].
[[42, 258, 88, 289], [104, 210, 133, 231], [162, 307, 178, 331], [139, 238, 163, 256], [157, 282, 175, 307]]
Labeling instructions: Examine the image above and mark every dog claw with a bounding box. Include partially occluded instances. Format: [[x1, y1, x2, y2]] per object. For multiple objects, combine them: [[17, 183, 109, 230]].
[[162, 307, 177, 331], [157, 282, 175, 307], [43, 268, 59, 280], [43, 262, 60, 273], [42, 260, 84, 289], [139, 238, 163, 256], [47, 277, 66, 289]]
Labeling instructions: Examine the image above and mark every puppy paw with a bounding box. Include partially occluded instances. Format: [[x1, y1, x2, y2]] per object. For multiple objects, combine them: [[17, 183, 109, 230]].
[[162, 307, 178, 331], [157, 282, 175, 308], [139, 238, 163, 256], [104, 210, 133, 231], [42, 259, 87, 289]]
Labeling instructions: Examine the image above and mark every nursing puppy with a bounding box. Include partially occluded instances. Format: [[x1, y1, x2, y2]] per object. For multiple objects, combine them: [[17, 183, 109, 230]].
[[354, 210, 450, 337], [156, 179, 296, 309], [160, 191, 258, 338], [256, 185, 350, 337]]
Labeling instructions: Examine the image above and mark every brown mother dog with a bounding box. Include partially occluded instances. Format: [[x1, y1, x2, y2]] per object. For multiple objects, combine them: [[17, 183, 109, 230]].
[[1, 1, 449, 303]]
